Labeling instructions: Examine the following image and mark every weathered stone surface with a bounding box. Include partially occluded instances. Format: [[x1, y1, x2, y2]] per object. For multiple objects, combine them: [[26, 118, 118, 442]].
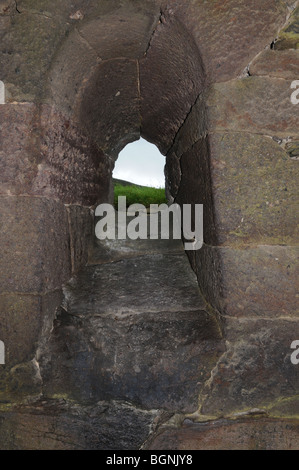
[[200, 317, 299, 416], [206, 77, 299, 138], [77, 59, 140, 156], [169, 92, 207, 158], [0, 6, 70, 101], [77, 3, 160, 60], [0, 290, 62, 367], [0, 103, 40, 195], [164, 151, 181, 202], [0, 399, 163, 450], [250, 49, 299, 80], [67, 205, 93, 274], [39, 253, 224, 411], [174, 138, 217, 247], [195, 244, 299, 319], [65, 253, 208, 316], [170, 0, 288, 83], [274, 6, 299, 50], [146, 417, 299, 450], [139, 9, 205, 155], [0, 359, 42, 403], [40, 306, 224, 412], [286, 139, 299, 159], [208, 132, 299, 246], [0, 104, 111, 205], [0, 196, 71, 293]]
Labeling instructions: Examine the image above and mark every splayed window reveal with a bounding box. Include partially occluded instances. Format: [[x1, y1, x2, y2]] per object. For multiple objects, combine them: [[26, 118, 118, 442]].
[[95, 197, 203, 250]]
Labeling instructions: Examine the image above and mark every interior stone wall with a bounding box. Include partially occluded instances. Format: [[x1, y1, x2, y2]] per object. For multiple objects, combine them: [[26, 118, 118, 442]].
[[0, 0, 298, 450]]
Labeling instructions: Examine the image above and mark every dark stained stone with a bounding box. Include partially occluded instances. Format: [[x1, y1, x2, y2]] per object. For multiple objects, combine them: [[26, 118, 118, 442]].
[[67, 205, 93, 274], [164, 151, 181, 202], [39, 253, 224, 412], [175, 138, 217, 247], [0, 399, 164, 450], [77, 59, 140, 157]]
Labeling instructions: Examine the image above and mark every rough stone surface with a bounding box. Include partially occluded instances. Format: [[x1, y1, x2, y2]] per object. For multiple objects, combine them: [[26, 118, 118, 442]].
[[139, 9, 205, 154], [175, 138, 217, 247], [40, 251, 224, 412], [0, 104, 112, 206], [170, 0, 288, 83], [274, 6, 299, 50], [0, 399, 163, 450], [208, 132, 299, 246], [200, 317, 299, 416], [77, 59, 141, 157], [0, 290, 62, 368], [194, 244, 299, 319], [250, 49, 299, 79], [76, 3, 160, 60], [89, 214, 184, 264], [146, 417, 299, 450], [0, 196, 71, 294], [0, 0, 298, 451], [67, 205, 93, 274], [206, 77, 299, 138]]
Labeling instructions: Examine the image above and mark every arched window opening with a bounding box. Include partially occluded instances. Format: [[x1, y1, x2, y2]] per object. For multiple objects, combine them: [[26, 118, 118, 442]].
[[113, 138, 165, 189], [112, 137, 167, 209]]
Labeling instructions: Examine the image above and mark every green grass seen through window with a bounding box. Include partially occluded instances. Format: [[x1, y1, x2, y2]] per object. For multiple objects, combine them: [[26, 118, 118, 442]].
[[114, 182, 167, 209]]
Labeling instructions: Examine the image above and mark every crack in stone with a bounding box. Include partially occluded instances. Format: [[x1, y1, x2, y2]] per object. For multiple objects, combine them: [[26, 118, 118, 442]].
[[143, 9, 164, 57]]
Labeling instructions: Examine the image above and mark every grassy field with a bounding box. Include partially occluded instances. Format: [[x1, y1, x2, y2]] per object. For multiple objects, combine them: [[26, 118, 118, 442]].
[[113, 179, 167, 209]]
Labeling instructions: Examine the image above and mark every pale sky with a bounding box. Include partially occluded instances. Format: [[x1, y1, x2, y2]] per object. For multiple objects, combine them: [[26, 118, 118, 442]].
[[113, 138, 165, 188]]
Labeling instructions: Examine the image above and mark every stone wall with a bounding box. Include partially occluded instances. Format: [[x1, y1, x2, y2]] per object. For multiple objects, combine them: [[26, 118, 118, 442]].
[[0, 0, 298, 449]]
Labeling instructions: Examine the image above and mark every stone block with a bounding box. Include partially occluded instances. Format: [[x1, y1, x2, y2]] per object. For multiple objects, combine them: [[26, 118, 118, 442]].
[[0, 196, 71, 294], [208, 132, 299, 246], [206, 77, 299, 139], [195, 244, 298, 319], [200, 317, 299, 416], [250, 49, 299, 80], [170, 0, 288, 82], [0, 104, 111, 206], [77, 58, 140, 157], [175, 138, 217, 247], [0, 290, 62, 367], [77, 3, 160, 60], [139, 10, 205, 154], [40, 254, 224, 412]]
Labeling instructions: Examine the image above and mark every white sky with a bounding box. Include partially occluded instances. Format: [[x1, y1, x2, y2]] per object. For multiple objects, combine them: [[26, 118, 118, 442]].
[[113, 138, 165, 188]]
